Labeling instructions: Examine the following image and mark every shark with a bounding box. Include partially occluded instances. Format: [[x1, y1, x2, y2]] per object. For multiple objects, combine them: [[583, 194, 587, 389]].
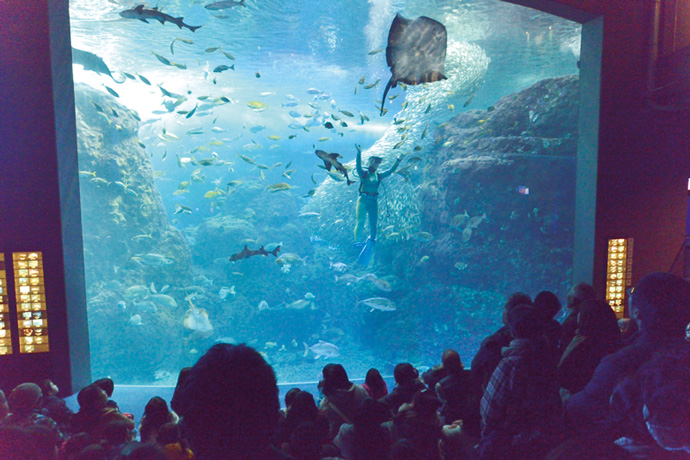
[[315, 150, 354, 185], [119, 5, 202, 32], [229, 245, 281, 262]]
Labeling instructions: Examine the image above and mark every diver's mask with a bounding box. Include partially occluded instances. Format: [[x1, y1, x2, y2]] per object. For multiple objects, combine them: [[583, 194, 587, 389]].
[[367, 157, 382, 172]]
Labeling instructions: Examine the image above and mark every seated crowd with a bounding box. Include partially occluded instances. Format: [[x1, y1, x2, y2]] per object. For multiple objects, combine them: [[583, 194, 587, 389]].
[[1, 271, 689, 460]]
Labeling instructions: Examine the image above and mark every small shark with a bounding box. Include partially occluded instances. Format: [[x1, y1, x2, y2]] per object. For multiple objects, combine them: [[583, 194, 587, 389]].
[[205, 0, 246, 10], [119, 5, 202, 32], [315, 150, 354, 185], [229, 245, 280, 262]]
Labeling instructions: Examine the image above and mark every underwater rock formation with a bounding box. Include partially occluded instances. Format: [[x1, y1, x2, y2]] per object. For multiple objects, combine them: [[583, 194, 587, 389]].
[[75, 83, 192, 286], [301, 76, 579, 365], [417, 75, 578, 295], [74, 83, 193, 381]]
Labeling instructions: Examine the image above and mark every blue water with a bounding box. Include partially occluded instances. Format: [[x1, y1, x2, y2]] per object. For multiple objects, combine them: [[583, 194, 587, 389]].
[[70, 0, 581, 385]]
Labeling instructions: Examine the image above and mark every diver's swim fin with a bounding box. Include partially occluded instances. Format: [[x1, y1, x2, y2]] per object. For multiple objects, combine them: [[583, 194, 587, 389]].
[[357, 237, 375, 265]]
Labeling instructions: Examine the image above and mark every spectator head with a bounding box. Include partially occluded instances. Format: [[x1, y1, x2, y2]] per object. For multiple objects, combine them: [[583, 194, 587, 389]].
[[8, 383, 42, 415], [534, 291, 562, 320], [37, 379, 59, 398], [319, 363, 351, 396], [441, 349, 463, 374], [91, 378, 114, 398], [393, 363, 419, 386], [507, 304, 544, 339], [0, 390, 8, 420], [102, 420, 132, 446], [143, 396, 171, 428], [285, 391, 318, 431], [157, 422, 182, 446], [365, 368, 386, 390], [126, 443, 166, 460], [174, 343, 280, 459], [77, 384, 108, 411], [502, 292, 532, 326], [577, 300, 620, 338], [284, 387, 301, 410], [566, 283, 596, 311], [630, 272, 690, 339], [637, 352, 690, 452]]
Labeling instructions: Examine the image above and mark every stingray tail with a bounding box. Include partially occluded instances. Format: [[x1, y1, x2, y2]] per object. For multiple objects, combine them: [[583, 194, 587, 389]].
[[380, 78, 394, 116]]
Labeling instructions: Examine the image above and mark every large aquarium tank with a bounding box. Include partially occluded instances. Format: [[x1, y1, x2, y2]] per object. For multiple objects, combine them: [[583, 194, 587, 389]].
[[68, 0, 582, 384]]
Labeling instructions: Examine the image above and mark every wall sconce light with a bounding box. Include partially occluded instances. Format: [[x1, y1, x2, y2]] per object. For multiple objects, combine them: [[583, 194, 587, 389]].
[[606, 238, 633, 318], [13, 252, 49, 353]]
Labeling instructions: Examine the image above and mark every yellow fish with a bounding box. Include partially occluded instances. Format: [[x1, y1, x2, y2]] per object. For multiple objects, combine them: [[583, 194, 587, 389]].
[[267, 183, 291, 192], [247, 101, 267, 111]]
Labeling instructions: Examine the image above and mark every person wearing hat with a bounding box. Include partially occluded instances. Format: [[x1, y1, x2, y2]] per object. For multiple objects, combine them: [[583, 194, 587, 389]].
[[354, 147, 402, 249], [0, 382, 64, 443]]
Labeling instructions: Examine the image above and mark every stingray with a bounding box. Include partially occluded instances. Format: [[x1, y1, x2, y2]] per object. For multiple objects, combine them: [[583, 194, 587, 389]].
[[380, 13, 448, 116]]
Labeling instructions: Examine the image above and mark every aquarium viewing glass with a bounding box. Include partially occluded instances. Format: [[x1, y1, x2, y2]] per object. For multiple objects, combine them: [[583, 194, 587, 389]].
[[69, 0, 582, 385]]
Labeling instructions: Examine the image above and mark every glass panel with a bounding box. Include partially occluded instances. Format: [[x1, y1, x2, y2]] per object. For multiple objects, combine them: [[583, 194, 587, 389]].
[[70, 0, 581, 384]]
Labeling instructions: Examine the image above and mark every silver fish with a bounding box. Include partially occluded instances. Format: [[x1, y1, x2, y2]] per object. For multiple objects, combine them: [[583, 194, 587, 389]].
[[303, 340, 340, 359], [357, 297, 396, 312]]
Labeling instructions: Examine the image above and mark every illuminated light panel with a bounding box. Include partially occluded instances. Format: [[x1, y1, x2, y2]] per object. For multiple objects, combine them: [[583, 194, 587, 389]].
[[13, 252, 49, 353], [0, 254, 12, 355], [606, 238, 633, 319]]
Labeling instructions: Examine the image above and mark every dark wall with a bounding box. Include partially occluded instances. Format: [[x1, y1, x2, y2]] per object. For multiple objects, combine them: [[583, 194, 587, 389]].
[[509, 0, 690, 296], [0, 0, 90, 395]]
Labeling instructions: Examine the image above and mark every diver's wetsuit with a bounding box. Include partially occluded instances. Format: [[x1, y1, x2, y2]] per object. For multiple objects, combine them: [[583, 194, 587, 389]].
[[354, 151, 401, 243]]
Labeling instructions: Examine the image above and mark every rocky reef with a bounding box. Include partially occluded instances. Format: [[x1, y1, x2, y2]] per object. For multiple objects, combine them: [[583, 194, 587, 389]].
[[74, 83, 193, 381]]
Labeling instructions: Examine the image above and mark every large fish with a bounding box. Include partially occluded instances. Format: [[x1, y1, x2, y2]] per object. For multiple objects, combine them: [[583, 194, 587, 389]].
[[205, 0, 246, 9], [315, 150, 354, 185], [183, 307, 213, 333], [132, 253, 175, 266], [119, 5, 202, 32], [303, 340, 340, 359], [357, 297, 397, 312], [380, 13, 448, 115], [229, 245, 280, 262]]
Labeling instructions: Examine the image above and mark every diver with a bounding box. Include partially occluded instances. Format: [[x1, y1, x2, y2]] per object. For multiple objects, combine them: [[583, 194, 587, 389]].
[[354, 148, 402, 251]]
